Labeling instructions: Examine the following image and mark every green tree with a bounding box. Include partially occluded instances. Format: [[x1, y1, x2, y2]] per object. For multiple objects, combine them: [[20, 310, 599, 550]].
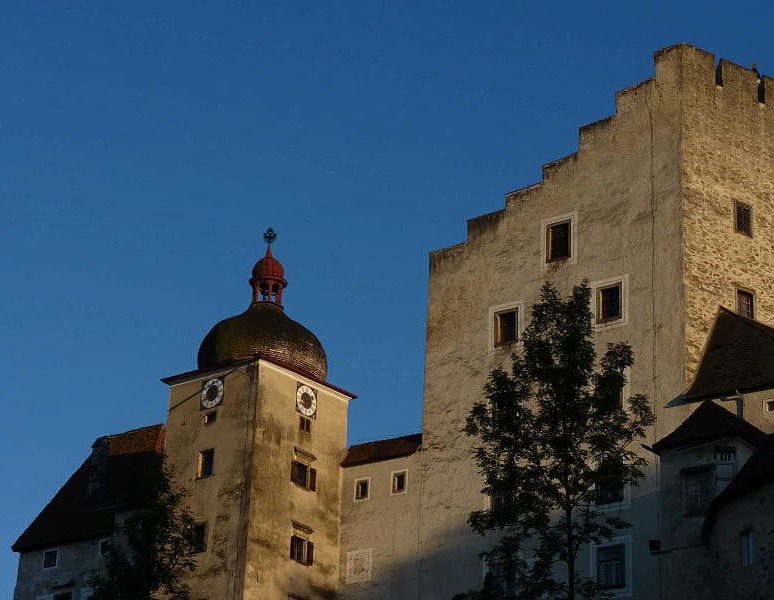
[[455, 282, 654, 600], [88, 456, 196, 600]]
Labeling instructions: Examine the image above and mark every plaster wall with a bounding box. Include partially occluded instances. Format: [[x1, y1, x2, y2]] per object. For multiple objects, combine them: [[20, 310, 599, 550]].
[[339, 452, 422, 599], [14, 539, 107, 600], [417, 45, 697, 599]]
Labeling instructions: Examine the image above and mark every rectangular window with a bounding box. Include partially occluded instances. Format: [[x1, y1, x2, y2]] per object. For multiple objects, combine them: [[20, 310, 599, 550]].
[[299, 416, 312, 433], [765, 399, 774, 414], [494, 309, 518, 345], [737, 289, 754, 319], [290, 535, 314, 565], [596, 543, 626, 590], [391, 470, 407, 494], [741, 528, 754, 566], [487, 562, 515, 594], [291, 460, 317, 491], [203, 411, 217, 425], [735, 201, 752, 236], [99, 538, 110, 556], [354, 478, 370, 501], [42, 548, 58, 569], [683, 467, 713, 516], [597, 283, 622, 323], [53, 594, 72, 600], [546, 220, 571, 262], [197, 449, 215, 478], [191, 523, 207, 553]]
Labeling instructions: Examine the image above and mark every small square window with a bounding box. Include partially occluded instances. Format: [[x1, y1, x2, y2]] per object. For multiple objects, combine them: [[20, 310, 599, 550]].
[[764, 399, 774, 414], [595, 543, 626, 590], [299, 416, 312, 433], [291, 460, 317, 491], [191, 523, 207, 553], [197, 449, 215, 478], [740, 528, 754, 566], [42, 548, 58, 569], [290, 535, 314, 565], [546, 220, 571, 262], [355, 478, 370, 501], [203, 411, 217, 425], [735, 201, 752, 236], [597, 284, 622, 323], [391, 471, 407, 494], [736, 289, 754, 319], [494, 310, 517, 346]]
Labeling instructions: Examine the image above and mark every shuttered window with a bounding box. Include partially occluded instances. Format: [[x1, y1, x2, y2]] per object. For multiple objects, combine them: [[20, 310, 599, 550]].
[[290, 535, 314, 565], [736, 289, 754, 319], [290, 460, 317, 491], [546, 220, 571, 261], [735, 201, 752, 236]]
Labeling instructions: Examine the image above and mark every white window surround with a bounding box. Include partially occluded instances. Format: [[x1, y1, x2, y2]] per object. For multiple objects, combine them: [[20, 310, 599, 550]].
[[540, 211, 578, 270], [590, 275, 629, 331], [589, 535, 633, 597], [488, 300, 525, 353], [354, 477, 371, 502], [390, 469, 408, 495]]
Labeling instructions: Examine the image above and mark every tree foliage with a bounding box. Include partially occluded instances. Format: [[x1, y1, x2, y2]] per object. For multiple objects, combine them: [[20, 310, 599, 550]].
[[88, 456, 196, 600], [455, 282, 654, 600]]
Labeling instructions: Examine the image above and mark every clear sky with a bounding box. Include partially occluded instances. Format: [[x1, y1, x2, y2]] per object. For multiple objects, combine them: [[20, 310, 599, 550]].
[[2, 0, 773, 591]]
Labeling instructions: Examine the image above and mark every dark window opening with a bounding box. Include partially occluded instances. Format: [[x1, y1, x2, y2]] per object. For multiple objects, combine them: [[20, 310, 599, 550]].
[[203, 411, 217, 425], [53, 594, 72, 600], [683, 466, 713, 516], [43, 549, 57, 569], [736, 289, 754, 319], [355, 479, 369, 500], [597, 284, 622, 323], [191, 523, 207, 553], [392, 471, 407, 493], [99, 539, 110, 555], [735, 201, 752, 236], [299, 416, 312, 433], [547, 220, 571, 262], [291, 460, 317, 491], [494, 309, 518, 345], [197, 449, 215, 478], [290, 535, 314, 565]]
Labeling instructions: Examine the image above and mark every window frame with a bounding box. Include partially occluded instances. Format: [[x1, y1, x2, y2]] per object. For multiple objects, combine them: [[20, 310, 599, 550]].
[[740, 527, 754, 566], [763, 398, 774, 417], [390, 470, 407, 495], [291, 459, 317, 492], [590, 536, 632, 597], [196, 448, 215, 479], [736, 288, 755, 320], [682, 465, 713, 516], [591, 275, 629, 330], [734, 200, 753, 237], [42, 548, 58, 569], [202, 410, 217, 425], [541, 211, 578, 269], [190, 522, 208, 553], [488, 301, 524, 352], [299, 415, 312, 433], [290, 534, 314, 566], [354, 477, 371, 502]]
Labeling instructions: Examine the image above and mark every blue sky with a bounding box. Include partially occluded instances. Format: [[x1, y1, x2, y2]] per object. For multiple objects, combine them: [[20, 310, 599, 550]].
[[2, 0, 773, 591]]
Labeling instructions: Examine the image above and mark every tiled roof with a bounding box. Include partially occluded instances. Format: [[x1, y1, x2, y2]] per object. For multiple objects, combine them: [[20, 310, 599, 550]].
[[703, 435, 774, 540], [685, 307, 774, 400], [651, 400, 768, 455], [342, 433, 422, 467], [12, 424, 164, 553]]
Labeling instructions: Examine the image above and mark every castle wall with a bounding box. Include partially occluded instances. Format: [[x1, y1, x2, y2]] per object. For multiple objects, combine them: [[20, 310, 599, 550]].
[[339, 452, 422, 599], [417, 45, 701, 599]]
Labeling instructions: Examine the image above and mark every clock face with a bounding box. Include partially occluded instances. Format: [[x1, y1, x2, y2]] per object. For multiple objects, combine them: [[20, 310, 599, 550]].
[[201, 378, 224, 410], [296, 384, 317, 418]]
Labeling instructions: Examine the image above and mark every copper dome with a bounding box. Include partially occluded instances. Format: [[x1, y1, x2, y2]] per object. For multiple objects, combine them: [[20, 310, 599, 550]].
[[197, 302, 328, 380]]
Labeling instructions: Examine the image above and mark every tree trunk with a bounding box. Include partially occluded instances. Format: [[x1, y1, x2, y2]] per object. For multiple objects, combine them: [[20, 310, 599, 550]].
[[566, 504, 575, 600]]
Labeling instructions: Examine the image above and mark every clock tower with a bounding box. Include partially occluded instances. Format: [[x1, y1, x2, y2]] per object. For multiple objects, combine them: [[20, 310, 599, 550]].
[[162, 230, 355, 599]]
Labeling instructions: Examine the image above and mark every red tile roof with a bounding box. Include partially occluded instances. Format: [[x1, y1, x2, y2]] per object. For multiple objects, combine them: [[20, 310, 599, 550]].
[[12, 424, 164, 553]]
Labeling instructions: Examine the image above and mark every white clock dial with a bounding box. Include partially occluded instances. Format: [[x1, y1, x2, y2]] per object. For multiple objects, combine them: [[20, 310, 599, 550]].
[[296, 384, 317, 417], [201, 378, 224, 409]]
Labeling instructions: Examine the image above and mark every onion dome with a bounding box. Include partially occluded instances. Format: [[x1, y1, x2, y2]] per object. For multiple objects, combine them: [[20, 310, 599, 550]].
[[197, 229, 328, 380]]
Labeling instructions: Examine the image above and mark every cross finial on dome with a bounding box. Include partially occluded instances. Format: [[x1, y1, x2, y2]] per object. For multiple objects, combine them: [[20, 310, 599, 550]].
[[263, 227, 277, 246]]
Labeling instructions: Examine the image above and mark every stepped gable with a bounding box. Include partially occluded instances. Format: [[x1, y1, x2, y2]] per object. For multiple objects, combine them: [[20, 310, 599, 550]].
[[342, 433, 422, 467], [12, 424, 164, 552], [703, 435, 774, 540], [685, 307, 774, 400], [651, 400, 767, 455]]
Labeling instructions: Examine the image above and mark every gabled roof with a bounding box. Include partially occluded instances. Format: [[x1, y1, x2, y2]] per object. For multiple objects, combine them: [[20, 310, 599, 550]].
[[685, 307, 774, 400], [703, 435, 774, 540], [342, 433, 422, 467], [12, 424, 164, 553], [651, 400, 767, 455]]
